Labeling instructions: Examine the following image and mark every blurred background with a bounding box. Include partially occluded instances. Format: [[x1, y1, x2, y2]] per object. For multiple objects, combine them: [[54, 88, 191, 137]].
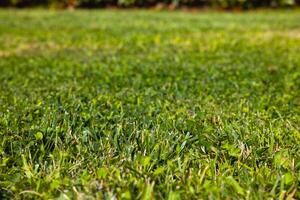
[[1, 0, 299, 9]]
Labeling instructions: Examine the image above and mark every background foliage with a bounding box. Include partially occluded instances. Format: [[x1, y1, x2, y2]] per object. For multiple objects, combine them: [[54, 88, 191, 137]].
[[0, 0, 299, 8]]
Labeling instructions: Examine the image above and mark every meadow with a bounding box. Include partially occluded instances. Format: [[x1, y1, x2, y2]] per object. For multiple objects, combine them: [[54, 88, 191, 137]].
[[0, 9, 299, 199]]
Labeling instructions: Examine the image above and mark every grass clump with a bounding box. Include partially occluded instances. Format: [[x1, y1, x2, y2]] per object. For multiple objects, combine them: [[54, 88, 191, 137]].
[[0, 9, 299, 199]]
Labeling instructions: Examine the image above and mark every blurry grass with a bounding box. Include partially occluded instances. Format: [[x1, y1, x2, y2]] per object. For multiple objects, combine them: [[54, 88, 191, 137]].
[[0, 9, 300, 199]]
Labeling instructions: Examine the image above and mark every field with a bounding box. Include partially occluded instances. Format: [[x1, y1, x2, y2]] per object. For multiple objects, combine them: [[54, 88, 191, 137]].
[[0, 9, 300, 199]]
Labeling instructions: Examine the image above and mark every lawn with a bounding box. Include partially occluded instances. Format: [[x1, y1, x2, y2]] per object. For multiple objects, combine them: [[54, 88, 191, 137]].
[[0, 9, 299, 199]]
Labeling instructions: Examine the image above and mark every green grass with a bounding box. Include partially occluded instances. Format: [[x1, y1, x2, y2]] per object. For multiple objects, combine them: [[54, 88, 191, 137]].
[[0, 9, 300, 199]]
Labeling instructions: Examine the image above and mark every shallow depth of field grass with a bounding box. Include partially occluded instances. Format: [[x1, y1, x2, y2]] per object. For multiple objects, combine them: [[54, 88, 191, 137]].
[[0, 9, 300, 199]]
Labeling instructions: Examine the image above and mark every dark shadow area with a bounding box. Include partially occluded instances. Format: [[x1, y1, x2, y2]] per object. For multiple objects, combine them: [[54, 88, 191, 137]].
[[1, 0, 299, 9]]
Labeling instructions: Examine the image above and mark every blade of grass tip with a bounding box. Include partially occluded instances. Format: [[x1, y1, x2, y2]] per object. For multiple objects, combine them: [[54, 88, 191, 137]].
[[199, 165, 209, 185], [19, 190, 43, 198], [57, 189, 72, 200], [226, 176, 245, 196], [286, 188, 297, 200], [270, 176, 280, 196], [142, 182, 155, 200]]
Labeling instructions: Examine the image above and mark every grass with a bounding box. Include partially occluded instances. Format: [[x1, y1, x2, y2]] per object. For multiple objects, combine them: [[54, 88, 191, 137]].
[[0, 9, 300, 199]]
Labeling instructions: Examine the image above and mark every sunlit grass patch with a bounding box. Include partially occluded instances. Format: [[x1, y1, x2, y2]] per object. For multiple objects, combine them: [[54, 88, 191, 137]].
[[0, 9, 299, 199]]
